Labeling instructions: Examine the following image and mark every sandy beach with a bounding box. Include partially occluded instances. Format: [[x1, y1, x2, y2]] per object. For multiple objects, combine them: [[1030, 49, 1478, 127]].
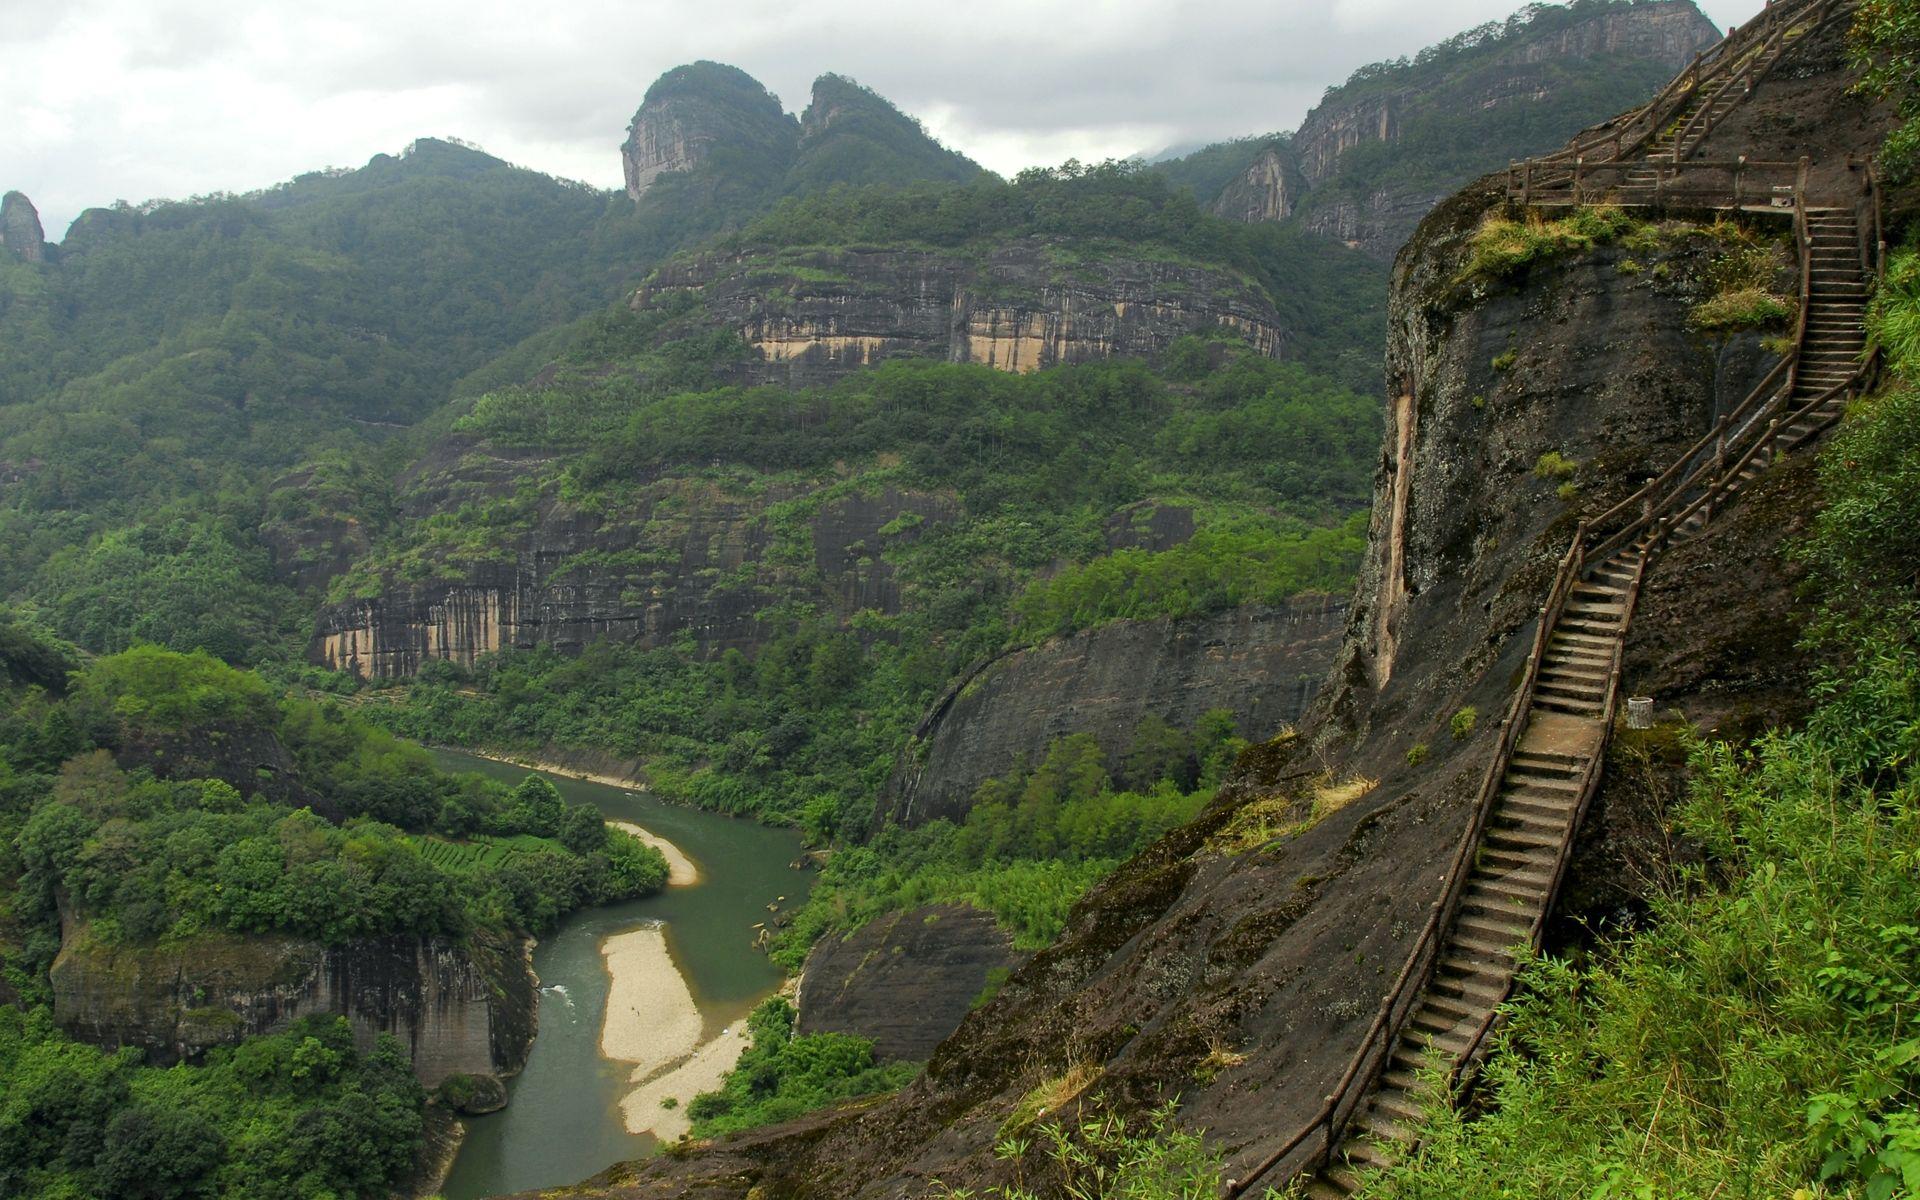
[[608, 820, 700, 887], [598, 926, 754, 1139], [453, 746, 646, 791]]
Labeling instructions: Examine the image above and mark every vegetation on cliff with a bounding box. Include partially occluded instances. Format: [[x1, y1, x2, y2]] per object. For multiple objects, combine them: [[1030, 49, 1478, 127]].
[[0, 1010, 428, 1200], [0, 639, 665, 965], [686, 996, 918, 1138], [371, 342, 1375, 848]]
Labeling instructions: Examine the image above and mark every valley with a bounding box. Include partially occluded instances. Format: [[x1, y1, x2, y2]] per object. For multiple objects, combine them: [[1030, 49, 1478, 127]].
[[1, 0, 1915, 1197]]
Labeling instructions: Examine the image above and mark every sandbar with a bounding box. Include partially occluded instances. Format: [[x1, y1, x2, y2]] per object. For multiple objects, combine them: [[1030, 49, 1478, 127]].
[[608, 820, 699, 886]]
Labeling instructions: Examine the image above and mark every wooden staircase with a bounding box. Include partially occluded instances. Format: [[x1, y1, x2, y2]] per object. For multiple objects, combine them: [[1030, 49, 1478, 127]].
[[1230, 138, 1884, 1200]]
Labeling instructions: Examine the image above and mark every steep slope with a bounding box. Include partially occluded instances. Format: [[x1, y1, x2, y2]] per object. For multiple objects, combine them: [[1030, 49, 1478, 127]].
[[514, 6, 1885, 1195], [1158, 0, 1719, 256]]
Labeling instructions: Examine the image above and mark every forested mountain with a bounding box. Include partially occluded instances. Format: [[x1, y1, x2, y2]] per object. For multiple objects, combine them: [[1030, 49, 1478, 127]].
[[1154, 0, 1719, 253]]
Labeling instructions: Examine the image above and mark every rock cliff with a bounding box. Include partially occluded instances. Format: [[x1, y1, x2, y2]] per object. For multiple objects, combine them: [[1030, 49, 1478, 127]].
[[884, 597, 1347, 828], [2, 191, 47, 262], [314, 460, 956, 677], [1167, 0, 1720, 256], [796, 904, 1021, 1063], [51, 922, 535, 1086], [632, 240, 1288, 387], [621, 62, 798, 201]]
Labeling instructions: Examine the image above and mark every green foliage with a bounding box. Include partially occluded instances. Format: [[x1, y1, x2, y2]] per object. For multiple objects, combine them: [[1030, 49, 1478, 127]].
[[0, 1009, 426, 1200], [1407, 742, 1430, 767], [772, 729, 1217, 966], [941, 1102, 1244, 1200], [1690, 286, 1795, 331], [1852, 0, 1920, 180], [685, 997, 918, 1137], [1533, 450, 1578, 480], [71, 644, 274, 732], [1461, 206, 1642, 283], [1, 644, 665, 945], [1011, 516, 1364, 638], [1449, 707, 1477, 740]]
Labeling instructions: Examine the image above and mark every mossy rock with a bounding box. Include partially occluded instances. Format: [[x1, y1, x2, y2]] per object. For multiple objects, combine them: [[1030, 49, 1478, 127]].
[[439, 1072, 509, 1114]]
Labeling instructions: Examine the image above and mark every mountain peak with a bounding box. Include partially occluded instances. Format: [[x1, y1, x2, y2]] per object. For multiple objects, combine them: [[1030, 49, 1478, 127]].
[[2, 191, 47, 262], [622, 62, 798, 201]]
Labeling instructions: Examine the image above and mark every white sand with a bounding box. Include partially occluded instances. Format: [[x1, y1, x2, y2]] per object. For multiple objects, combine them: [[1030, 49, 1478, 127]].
[[599, 927, 703, 1068], [617, 1023, 753, 1141], [454, 746, 644, 790], [598, 926, 756, 1140], [607, 820, 699, 887]]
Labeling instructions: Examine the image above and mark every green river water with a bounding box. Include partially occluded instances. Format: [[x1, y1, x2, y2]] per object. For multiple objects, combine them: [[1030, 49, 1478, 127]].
[[432, 750, 809, 1199]]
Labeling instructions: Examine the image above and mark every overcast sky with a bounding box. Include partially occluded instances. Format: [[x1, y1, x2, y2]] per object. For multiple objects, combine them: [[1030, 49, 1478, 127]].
[[3, 0, 1764, 238]]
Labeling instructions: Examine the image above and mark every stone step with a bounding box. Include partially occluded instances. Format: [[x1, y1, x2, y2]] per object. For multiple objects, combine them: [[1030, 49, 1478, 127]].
[[1498, 791, 1577, 824], [1484, 823, 1563, 852], [1507, 765, 1583, 790], [1477, 843, 1553, 875], [1511, 748, 1586, 771], [1449, 930, 1521, 962], [1536, 694, 1605, 717]]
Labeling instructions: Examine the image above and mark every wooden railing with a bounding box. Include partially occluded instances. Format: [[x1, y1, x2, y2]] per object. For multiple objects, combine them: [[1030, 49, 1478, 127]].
[[1508, 156, 1804, 209], [1669, 0, 1842, 160], [1524, 0, 1835, 169]]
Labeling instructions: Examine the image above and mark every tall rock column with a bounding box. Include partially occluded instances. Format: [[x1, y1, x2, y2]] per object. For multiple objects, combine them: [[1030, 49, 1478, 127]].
[[2, 191, 47, 262]]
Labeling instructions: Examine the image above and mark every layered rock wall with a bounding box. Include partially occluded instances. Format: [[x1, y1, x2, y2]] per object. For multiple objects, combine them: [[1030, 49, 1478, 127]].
[[885, 596, 1348, 828], [314, 475, 955, 678], [51, 924, 536, 1086], [634, 241, 1288, 387]]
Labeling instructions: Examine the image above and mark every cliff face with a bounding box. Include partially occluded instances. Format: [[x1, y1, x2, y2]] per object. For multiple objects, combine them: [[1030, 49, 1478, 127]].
[[884, 597, 1347, 829], [1174, 0, 1720, 256], [51, 923, 536, 1086], [621, 62, 799, 201], [313, 454, 955, 677], [2, 191, 47, 263], [633, 241, 1288, 387], [796, 904, 1021, 1063], [1211, 146, 1303, 223]]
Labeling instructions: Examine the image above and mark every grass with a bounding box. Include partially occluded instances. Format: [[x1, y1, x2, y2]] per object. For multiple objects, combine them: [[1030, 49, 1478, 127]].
[[1210, 772, 1379, 854], [1459, 206, 1644, 284], [1690, 287, 1795, 331], [1534, 451, 1578, 480], [1000, 1063, 1104, 1139]]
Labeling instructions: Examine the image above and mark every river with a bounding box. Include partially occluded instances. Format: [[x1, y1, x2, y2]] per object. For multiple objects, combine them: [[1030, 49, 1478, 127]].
[[432, 749, 809, 1199]]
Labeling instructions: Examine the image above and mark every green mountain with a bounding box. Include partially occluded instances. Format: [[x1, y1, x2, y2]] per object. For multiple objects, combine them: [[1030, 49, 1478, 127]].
[[1155, 0, 1720, 254]]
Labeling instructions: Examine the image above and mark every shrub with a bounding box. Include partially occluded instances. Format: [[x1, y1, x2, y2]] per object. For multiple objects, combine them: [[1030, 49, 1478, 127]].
[[1690, 287, 1794, 331], [1533, 451, 1578, 480], [1450, 707, 1478, 740], [1407, 742, 1430, 767], [1492, 349, 1518, 372]]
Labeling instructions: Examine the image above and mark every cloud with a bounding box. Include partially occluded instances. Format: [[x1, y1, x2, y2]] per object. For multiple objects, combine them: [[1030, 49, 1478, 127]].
[[1, 0, 1764, 236]]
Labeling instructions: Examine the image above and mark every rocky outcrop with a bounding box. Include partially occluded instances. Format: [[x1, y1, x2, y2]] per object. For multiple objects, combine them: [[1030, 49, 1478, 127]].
[[1176, 0, 1720, 252], [885, 597, 1348, 828], [2, 191, 47, 262], [51, 924, 536, 1086], [1211, 146, 1302, 223], [313, 467, 955, 678], [634, 240, 1288, 387], [621, 62, 798, 201], [796, 904, 1022, 1062]]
